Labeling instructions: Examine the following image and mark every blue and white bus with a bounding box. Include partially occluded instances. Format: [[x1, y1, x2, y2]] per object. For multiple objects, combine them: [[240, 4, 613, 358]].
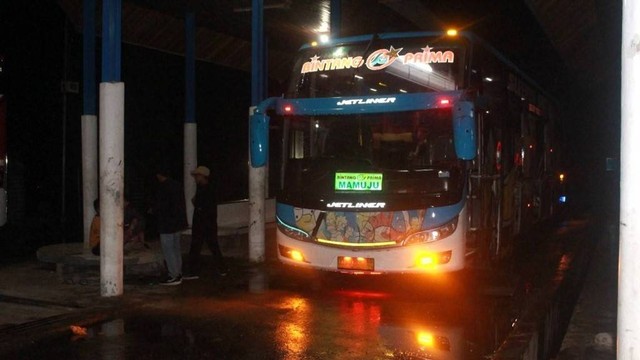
[[251, 31, 563, 274]]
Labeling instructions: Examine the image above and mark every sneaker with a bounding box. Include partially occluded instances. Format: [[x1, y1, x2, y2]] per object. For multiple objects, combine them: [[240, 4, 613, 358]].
[[183, 274, 200, 280], [159, 275, 182, 286]]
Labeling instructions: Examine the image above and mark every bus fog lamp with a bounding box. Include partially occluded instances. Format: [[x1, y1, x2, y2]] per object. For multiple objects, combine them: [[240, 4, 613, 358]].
[[416, 250, 452, 269], [417, 332, 434, 347], [278, 244, 308, 263]]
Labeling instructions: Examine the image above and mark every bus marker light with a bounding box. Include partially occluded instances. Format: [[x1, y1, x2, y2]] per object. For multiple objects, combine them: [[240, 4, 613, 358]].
[[446, 29, 458, 36], [283, 105, 293, 112], [439, 98, 450, 106]]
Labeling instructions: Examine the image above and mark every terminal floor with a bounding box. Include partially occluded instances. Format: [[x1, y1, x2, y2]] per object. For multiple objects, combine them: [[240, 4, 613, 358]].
[[0, 220, 619, 358]]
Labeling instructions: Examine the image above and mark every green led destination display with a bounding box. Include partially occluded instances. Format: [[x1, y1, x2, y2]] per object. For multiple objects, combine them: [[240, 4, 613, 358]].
[[335, 172, 383, 191]]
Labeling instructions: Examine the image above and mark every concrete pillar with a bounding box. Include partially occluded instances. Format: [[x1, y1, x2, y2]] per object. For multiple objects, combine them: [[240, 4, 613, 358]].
[[99, 0, 123, 297], [249, 167, 266, 262], [99, 82, 124, 297], [81, 115, 98, 249], [0, 95, 6, 227], [184, 123, 197, 223], [184, 10, 197, 225], [82, 0, 97, 248], [249, 0, 266, 262], [619, 0, 640, 357], [249, 107, 266, 262]]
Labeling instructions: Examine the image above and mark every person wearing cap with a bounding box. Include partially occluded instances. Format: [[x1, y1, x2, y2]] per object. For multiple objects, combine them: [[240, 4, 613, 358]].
[[184, 165, 227, 279]]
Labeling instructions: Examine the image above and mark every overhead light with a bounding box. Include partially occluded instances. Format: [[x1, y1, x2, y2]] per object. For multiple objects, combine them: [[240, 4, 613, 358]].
[[484, 77, 493, 82], [319, 34, 330, 44]]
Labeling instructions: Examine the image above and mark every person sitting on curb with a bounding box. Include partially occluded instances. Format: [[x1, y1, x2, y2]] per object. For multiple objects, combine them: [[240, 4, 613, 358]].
[[90, 198, 100, 256]]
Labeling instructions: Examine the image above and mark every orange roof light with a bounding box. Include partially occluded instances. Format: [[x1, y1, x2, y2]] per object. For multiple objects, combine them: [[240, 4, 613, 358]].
[[446, 29, 458, 36]]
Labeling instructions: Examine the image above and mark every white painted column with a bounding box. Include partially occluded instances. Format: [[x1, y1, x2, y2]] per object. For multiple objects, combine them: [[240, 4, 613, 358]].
[[81, 114, 98, 249], [248, 107, 266, 262], [184, 123, 197, 226], [619, 1, 640, 357], [249, 166, 266, 262], [99, 82, 124, 297]]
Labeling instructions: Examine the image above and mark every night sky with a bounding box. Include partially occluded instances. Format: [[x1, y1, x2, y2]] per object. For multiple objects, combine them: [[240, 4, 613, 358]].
[[0, 1, 621, 252]]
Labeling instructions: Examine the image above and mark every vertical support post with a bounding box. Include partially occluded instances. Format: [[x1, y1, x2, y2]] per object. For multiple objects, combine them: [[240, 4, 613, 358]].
[[251, 0, 265, 105], [619, 0, 640, 357], [82, 0, 97, 249], [99, 0, 123, 297], [0, 95, 6, 227], [249, 0, 266, 263], [184, 10, 197, 226], [81, 116, 97, 248], [0, 53, 6, 226], [249, 107, 266, 262], [330, 0, 341, 38]]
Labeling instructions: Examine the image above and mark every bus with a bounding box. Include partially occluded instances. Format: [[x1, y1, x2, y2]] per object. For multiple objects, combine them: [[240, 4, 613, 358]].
[[250, 31, 564, 274]]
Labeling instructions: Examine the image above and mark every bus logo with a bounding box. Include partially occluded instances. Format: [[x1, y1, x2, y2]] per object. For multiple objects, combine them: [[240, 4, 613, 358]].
[[366, 45, 455, 71], [365, 46, 403, 71], [326, 202, 386, 209], [335, 172, 383, 191], [336, 97, 396, 106], [300, 45, 455, 74]]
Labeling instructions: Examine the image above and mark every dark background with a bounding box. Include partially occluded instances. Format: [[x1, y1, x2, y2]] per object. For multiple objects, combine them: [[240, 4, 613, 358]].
[[0, 1, 621, 256]]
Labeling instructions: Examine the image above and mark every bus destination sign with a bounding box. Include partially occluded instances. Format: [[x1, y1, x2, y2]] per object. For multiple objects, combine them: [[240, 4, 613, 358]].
[[335, 172, 383, 191]]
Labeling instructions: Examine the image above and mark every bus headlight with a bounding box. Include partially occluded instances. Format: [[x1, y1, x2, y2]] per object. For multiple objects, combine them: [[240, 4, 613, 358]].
[[402, 216, 458, 246]]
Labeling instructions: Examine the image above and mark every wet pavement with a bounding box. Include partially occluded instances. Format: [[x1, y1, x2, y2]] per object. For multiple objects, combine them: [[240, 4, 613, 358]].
[[0, 214, 612, 359]]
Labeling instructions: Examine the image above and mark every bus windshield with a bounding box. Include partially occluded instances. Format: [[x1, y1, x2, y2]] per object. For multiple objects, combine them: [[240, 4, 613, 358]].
[[287, 108, 458, 171], [287, 36, 466, 98]]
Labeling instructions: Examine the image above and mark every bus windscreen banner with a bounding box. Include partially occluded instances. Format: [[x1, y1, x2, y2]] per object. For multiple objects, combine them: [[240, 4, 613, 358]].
[[335, 172, 383, 191]]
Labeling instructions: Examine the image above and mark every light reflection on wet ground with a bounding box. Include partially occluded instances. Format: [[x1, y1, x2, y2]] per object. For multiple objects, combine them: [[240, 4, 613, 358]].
[[10, 269, 520, 359], [8, 218, 591, 359]]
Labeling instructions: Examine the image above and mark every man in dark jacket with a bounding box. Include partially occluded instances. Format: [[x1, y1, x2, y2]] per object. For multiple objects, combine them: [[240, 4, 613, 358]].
[[184, 166, 226, 279], [155, 169, 189, 285]]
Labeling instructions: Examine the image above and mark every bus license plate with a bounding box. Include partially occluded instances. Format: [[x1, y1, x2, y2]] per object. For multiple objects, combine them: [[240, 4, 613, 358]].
[[337, 256, 374, 271]]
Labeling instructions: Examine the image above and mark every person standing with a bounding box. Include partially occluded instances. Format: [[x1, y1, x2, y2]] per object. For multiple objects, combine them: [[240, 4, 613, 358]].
[[184, 166, 226, 279], [155, 168, 189, 285]]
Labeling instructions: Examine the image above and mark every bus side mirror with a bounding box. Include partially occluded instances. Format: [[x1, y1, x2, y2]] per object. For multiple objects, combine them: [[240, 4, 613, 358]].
[[250, 113, 270, 167], [452, 101, 477, 160]]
